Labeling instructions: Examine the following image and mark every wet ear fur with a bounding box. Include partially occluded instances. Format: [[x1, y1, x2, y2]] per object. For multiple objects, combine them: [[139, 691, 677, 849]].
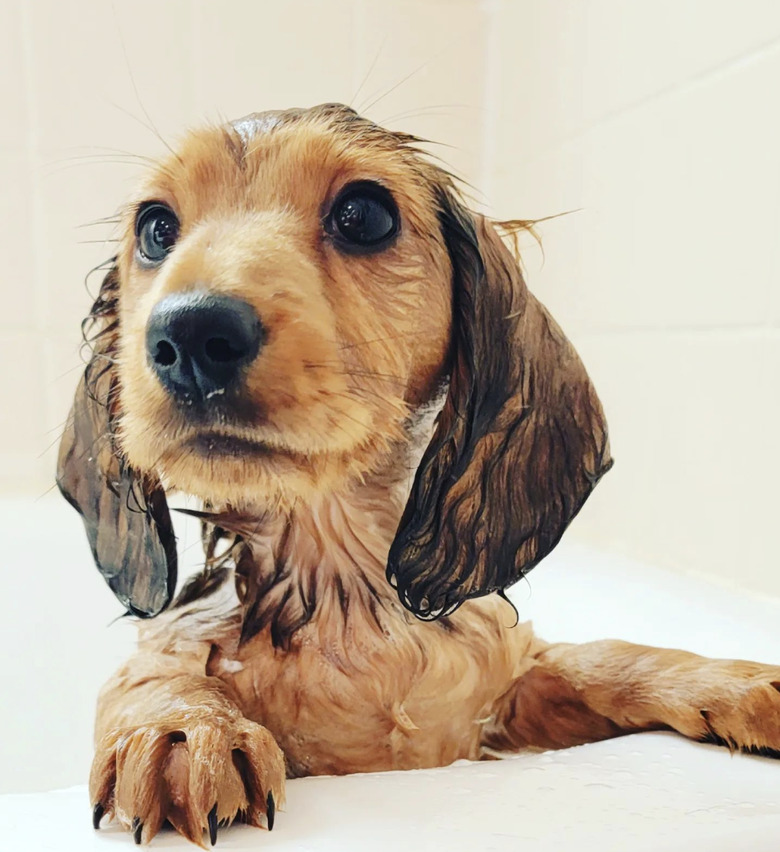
[[56, 263, 177, 617], [388, 191, 613, 619]]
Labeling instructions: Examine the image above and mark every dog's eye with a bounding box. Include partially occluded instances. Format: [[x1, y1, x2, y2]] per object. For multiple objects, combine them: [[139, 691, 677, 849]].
[[328, 182, 398, 251], [135, 203, 180, 265]]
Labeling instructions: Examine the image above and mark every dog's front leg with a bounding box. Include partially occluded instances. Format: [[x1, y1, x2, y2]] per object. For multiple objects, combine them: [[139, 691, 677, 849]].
[[90, 647, 284, 845], [484, 639, 780, 755]]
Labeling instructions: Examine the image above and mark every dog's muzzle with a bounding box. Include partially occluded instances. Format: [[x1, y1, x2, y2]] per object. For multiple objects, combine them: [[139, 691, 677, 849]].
[[145, 291, 264, 405]]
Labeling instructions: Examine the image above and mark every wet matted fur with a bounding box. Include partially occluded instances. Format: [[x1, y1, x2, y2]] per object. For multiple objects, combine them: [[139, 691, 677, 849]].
[[58, 104, 780, 846]]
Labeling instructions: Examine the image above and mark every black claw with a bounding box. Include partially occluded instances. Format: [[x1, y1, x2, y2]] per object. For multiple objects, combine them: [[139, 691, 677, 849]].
[[132, 816, 143, 845], [266, 791, 275, 832], [208, 804, 218, 846], [92, 802, 105, 830]]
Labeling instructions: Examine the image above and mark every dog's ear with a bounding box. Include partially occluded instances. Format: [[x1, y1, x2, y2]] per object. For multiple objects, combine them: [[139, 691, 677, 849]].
[[56, 264, 177, 617], [387, 192, 613, 619]]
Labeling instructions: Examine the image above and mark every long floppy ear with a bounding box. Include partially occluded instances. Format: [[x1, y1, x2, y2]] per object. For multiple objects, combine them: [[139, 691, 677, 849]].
[[388, 192, 613, 619], [56, 264, 177, 617]]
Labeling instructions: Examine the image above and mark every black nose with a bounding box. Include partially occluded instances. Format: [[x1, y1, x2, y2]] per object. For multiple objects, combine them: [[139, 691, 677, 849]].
[[146, 292, 263, 404]]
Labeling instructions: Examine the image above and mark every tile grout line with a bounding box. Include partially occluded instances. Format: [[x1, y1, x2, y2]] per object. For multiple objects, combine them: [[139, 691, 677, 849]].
[[19, 1, 44, 337], [18, 0, 58, 478], [574, 324, 780, 342], [552, 30, 780, 156], [478, 0, 501, 212]]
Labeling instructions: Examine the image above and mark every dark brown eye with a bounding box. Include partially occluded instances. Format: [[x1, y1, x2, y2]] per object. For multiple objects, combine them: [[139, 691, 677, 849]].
[[328, 182, 399, 251], [135, 203, 180, 265]]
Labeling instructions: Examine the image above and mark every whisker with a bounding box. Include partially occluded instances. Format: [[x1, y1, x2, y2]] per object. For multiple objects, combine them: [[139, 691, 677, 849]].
[[53, 144, 157, 162], [358, 30, 475, 116], [350, 35, 388, 107], [42, 152, 152, 166], [324, 412, 363, 444], [39, 428, 67, 457], [341, 371, 409, 388], [35, 482, 62, 501], [337, 331, 429, 351], [328, 384, 412, 409], [378, 103, 482, 127], [40, 158, 151, 180], [43, 416, 71, 436], [335, 404, 372, 431], [52, 359, 89, 382], [109, 4, 182, 165], [77, 217, 123, 230], [81, 254, 117, 303], [106, 99, 181, 164], [359, 60, 432, 115]]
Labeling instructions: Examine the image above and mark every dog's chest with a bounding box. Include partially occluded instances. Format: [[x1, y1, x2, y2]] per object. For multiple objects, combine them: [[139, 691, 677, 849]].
[[211, 595, 533, 776]]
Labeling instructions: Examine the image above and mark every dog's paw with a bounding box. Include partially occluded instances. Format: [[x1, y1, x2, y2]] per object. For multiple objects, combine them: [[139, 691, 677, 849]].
[[695, 664, 780, 757], [90, 714, 285, 846]]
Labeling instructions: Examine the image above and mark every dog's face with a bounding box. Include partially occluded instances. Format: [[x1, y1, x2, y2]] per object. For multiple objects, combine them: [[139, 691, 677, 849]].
[[58, 103, 612, 622], [117, 105, 453, 507]]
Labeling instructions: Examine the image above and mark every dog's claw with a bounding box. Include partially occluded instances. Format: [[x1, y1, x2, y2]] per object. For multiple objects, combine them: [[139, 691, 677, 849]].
[[266, 791, 275, 832], [92, 802, 105, 830], [91, 718, 284, 846], [208, 804, 218, 846]]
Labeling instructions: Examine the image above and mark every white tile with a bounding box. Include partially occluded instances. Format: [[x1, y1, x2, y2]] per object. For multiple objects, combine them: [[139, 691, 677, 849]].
[[352, 0, 489, 186], [0, 332, 51, 494], [769, 214, 780, 326], [28, 0, 193, 155], [582, 0, 780, 126], [580, 50, 780, 329], [496, 48, 780, 334], [190, 0, 487, 188], [570, 329, 780, 598], [492, 0, 780, 160], [488, 139, 591, 336], [192, 0, 353, 122], [0, 0, 28, 150], [33, 150, 134, 335], [41, 331, 86, 458], [0, 151, 36, 331], [491, 0, 589, 163]]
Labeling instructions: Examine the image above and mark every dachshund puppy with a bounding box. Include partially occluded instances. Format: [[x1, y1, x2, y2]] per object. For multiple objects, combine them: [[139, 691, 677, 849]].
[[58, 103, 780, 846]]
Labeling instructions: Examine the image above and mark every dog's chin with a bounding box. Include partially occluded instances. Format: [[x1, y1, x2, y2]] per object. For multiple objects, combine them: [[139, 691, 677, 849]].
[[150, 432, 306, 509], [119, 406, 393, 509], [184, 432, 278, 459], [132, 429, 375, 511]]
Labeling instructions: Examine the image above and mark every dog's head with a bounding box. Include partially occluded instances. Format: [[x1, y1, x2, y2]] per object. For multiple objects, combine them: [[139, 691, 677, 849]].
[[57, 103, 612, 620]]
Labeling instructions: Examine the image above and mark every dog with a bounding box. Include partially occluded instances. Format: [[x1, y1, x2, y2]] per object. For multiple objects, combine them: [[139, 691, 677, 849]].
[[57, 103, 780, 846]]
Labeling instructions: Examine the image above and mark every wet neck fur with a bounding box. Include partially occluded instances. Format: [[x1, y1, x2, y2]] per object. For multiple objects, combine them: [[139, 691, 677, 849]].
[[197, 392, 446, 649], [230, 466, 409, 647]]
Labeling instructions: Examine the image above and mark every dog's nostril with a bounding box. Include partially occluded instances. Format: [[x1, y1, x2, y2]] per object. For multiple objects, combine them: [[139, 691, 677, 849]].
[[154, 340, 177, 367], [205, 337, 244, 363]]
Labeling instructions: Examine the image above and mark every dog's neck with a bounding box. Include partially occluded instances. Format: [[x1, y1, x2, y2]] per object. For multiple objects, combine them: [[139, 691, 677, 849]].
[[230, 396, 443, 648], [227, 466, 407, 647], [200, 392, 445, 648]]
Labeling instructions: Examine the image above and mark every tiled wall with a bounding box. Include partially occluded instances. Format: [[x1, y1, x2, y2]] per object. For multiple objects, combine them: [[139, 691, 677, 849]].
[[485, 1, 780, 597], [2, 0, 779, 597]]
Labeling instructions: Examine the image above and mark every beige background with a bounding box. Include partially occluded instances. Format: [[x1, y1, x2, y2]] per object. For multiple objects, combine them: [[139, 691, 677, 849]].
[[1, 0, 779, 598]]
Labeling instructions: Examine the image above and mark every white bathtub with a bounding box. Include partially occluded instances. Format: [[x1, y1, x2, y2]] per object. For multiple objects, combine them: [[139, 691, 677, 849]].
[[2, 494, 779, 850]]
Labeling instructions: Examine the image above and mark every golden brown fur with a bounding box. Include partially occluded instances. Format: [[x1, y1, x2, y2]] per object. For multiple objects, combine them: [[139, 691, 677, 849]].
[[57, 104, 780, 847], [118, 108, 453, 508]]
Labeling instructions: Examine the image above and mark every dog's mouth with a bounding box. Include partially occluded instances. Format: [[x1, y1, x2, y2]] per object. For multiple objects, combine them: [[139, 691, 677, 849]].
[[185, 432, 276, 458]]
